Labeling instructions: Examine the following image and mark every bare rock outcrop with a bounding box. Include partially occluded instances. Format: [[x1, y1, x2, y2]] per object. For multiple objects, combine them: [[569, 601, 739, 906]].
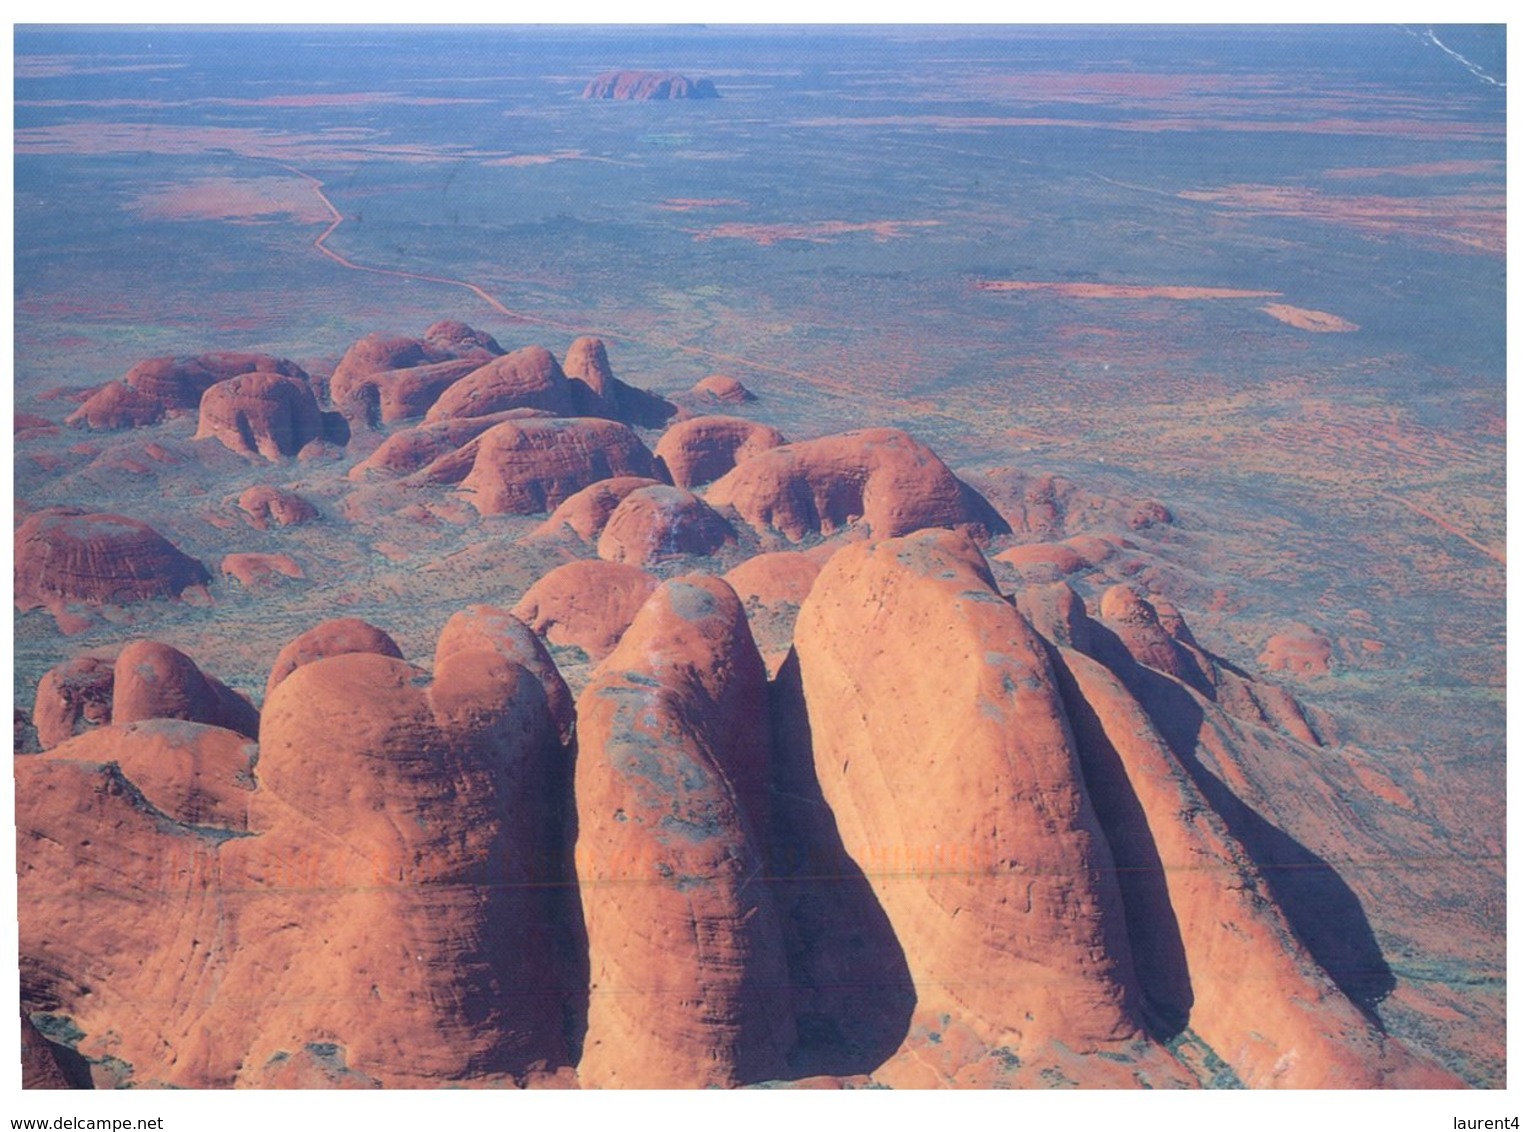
[[265, 617, 404, 697], [455, 418, 659, 516], [562, 336, 618, 415], [691, 374, 755, 404], [559, 337, 676, 426], [654, 416, 785, 489], [65, 382, 165, 431], [595, 485, 735, 566], [31, 656, 115, 749], [582, 70, 720, 100], [436, 604, 576, 743], [14, 508, 209, 611], [1051, 646, 1432, 1086], [528, 476, 664, 542], [34, 641, 257, 747], [574, 576, 792, 1086], [722, 550, 827, 674], [67, 353, 308, 431], [346, 409, 553, 480], [17, 608, 579, 1087], [221, 553, 304, 587], [424, 347, 576, 423], [110, 640, 258, 738], [791, 528, 1143, 1050], [237, 486, 320, 529], [194, 372, 330, 460], [512, 560, 659, 662], [329, 326, 503, 426], [236, 643, 575, 1084], [706, 428, 989, 543], [1260, 624, 1334, 678]]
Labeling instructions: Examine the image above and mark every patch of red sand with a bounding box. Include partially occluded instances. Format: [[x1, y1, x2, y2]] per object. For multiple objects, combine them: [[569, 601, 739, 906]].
[[1260, 304, 1360, 333], [977, 281, 1281, 300], [693, 220, 940, 246]]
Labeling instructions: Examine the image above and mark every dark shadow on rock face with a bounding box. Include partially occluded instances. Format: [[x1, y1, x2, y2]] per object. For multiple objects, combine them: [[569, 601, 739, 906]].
[[20, 1011, 95, 1089], [956, 477, 1012, 539], [543, 730, 590, 1067], [765, 651, 916, 1078], [614, 385, 678, 430], [321, 410, 351, 448], [1046, 642, 1193, 1040], [1084, 625, 1396, 1020], [471, 671, 586, 1076]]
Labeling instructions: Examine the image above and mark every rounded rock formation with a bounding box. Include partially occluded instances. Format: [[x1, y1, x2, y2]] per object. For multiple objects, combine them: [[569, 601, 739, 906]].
[[32, 655, 115, 750], [221, 553, 304, 586], [237, 486, 320, 529], [723, 550, 825, 610], [425, 346, 575, 423], [347, 410, 553, 480], [595, 484, 735, 566], [574, 576, 793, 1087], [65, 382, 166, 431], [582, 70, 720, 99], [1260, 625, 1334, 678], [563, 336, 618, 415], [237, 643, 576, 1083], [329, 327, 502, 426], [512, 560, 659, 662], [691, 374, 755, 404], [706, 427, 986, 542], [195, 372, 327, 460], [331, 333, 436, 385], [1094, 584, 1211, 691], [127, 352, 308, 410], [457, 417, 659, 516], [528, 476, 664, 542], [423, 319, 503, 357], [17, 610, 581, 1088], [68, 353, 310, 431], [1051, 646, 1414, 1087], [653, 415, 786, 489], [14, 508, 210, 611], [435, 604, 576, 743], [993, 541, 1089, 576], [111, 639, 259, 739], [723, 550, 828, 674], [792, 527, 1143, 1050], [265, 617, 404, 697]]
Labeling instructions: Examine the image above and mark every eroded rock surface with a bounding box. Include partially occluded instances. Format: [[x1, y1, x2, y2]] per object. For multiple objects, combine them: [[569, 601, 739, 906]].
[[574, 576, 792, 1086]]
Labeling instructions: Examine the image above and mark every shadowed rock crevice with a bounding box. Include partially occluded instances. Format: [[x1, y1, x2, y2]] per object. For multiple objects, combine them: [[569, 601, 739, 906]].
[[1047, 642, 1193, 1039], [767, 652, 916, 1077], [1113, 659, 1396, 1021]]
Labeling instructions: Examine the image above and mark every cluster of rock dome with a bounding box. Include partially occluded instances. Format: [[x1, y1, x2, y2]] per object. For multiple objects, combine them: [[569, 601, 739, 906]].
[[22, 324, 999, 615], [19, 530, 1454, 1089], [16, 322, 1453, 1090]]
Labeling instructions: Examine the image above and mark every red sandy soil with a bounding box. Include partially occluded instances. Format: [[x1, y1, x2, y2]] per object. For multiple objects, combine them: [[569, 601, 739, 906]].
[[1260, 304, 1360, 333], [692, 220, 941, 246], [1178, 183, 1505, 255], [976, 281, 1280, 300], [1324, 160, 1503, 179], [127, 176, 333, 224], [18, 91, 485, 110], [790, 114, 1502, 145]]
